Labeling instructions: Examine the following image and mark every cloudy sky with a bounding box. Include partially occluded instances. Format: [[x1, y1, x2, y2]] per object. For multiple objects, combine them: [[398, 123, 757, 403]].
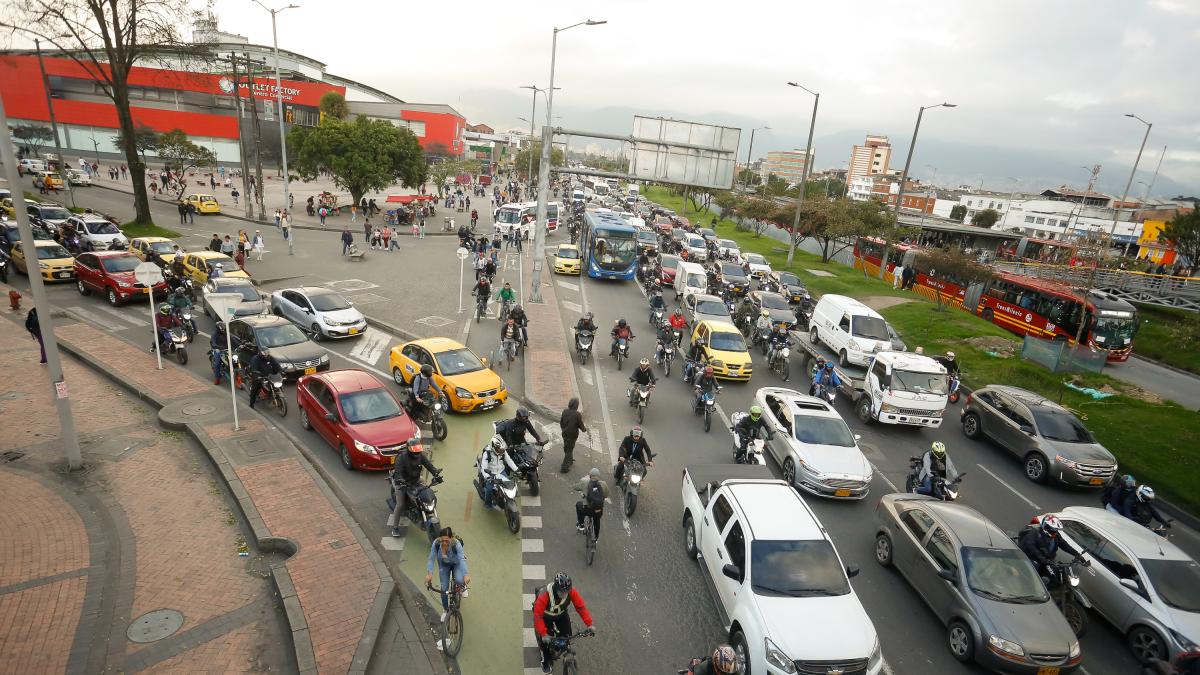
[[214, 0, 1197, 196]]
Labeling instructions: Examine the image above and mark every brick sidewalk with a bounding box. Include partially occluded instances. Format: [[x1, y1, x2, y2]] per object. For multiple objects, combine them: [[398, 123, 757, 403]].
[[0, 315, 293, 674], [523, 249, 583, 418]]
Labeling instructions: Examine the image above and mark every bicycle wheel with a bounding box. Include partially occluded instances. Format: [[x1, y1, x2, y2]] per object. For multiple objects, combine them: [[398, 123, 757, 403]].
[[584, 519, 596, 566], [563, 657, 578, 675], [441, 608, 464, 657]]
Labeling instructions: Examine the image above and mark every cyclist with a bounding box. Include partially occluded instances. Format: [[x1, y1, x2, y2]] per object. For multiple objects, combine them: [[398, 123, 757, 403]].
[[425, 526, 469, 620], [574, 468, 610, 539], [500, 318, 522, 360], [495, 281, 516, 318], [533, 572, 595, 674]]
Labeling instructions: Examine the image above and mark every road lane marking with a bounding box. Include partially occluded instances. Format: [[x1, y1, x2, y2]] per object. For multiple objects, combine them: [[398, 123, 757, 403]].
[[561, 299, 582, 313], [93, 305, 149, 326], [523, 628, 537, 648], [523, 496, 541, 507], [872, 467, 899, 493], [976, 463, 1041, 510], [556, 280, 578, 292], [65, 306, 128, 332], [521, 564, 545, 580], [521, 515, 543, 529], [347, 328, 392, 366], [521, 539, 543, 553], [379, 536, 405, 551], [580, 369, 593, 386]]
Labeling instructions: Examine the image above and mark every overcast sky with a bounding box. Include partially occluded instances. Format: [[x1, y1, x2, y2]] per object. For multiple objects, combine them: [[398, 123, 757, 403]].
[[210, 0, 1195, 196]]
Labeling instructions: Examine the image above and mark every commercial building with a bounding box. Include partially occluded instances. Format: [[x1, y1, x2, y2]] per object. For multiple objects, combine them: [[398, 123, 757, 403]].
[[846, 134, 892, 184], [0, 8, 465, 165], [761, 149, 813, 184]]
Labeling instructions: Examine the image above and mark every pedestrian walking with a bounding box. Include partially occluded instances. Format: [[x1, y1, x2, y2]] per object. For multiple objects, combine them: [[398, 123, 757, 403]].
[[559, 397, 587, 473], [253, 230, 265, 261], [234, 248, 246, 270], [178, 201, 188, 225], [341, 227, 353, 256], [209, 174, 216, 190], [237, 229, 249, 254], [187, 202, 196, 224], [893, 264, 904, 290], [351, 205, 358, 223], [381, 226, 393, 251], [120, 165, 128, 179], [281, 212, 292, 255], [274, 208, 281, 230], [319, 206, 328, 227], [364, 217, 372, 242], [232, 187, 240, 206], [418, 218, 426, 239], [25, 307, 46, 364]]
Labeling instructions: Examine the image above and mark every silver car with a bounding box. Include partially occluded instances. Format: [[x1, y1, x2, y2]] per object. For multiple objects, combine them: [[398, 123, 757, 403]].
[[684, 293, 730, 326], [960, 385, 1117, 486], [203, 277, 268, 319], [271, 286, 366, 340], [1051, 506, 1200, 664], [755, 387, 872, 499], [874, 495, 1081, 673]]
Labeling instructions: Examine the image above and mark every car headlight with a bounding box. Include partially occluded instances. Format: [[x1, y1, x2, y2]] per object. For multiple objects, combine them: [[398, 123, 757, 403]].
[[321, 315, 334, 325], [848, 338, 861, 351], [1054, 454, 1079, 469], [710, 360, 724, 368], [1169, 629, 1199, 652], [39, 262, 49, 269], [411, 428, 422, 440], [353, 439, 378, 456], [880, 403, 899, 413], [1069, 641, 1081, 659], [455, 387, 472, 399], [987, 635, 1024, 658], [318, 354, 329, 364], [280, 362, 295, 371], [764, 637, 797, 674], [868, 638, 883, 669]]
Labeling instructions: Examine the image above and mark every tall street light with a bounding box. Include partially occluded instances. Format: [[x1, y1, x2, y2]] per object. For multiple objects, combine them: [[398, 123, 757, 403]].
[[531, 19, 606, 303], [519, 85, 558, 185], [882, 102, 955, 278], [251, 0, 299, 253], [1107, 114, 1152, 250], [785, 82, 818, 265], [742, 125, 770, 191]]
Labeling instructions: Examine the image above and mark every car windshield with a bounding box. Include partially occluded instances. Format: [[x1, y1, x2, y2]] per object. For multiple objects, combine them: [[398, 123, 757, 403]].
[[1032, 410, 1094, 443], [148, 241, 175, 254], [660, 256, 680, 270], [778, 272, 801, 286], [793, 416, 856, 446], [719, 239, 736, 249], [255, 324, 309, 347], [1141, 558, 1200, 612], [745, 254, 767, 265], [309, 292, 351, 311], [218, 282, 260, 301], [686, 274, 706, 289], [86, 221, 120, 234], [100, 256, 139, 273], [963, 547, 1050, 604], [891, 369, 948, 395], [36, 244, 71, 259], [721, 264, 746, 278], [203, 254, 237, 269], [851, 315, 890, 340], [751, 540, 851, 597], [39, 207, 71, 220], [696, 300, 728, 316], [759, 294, 789, 310], [686, 236, 704, 247], [557, 248, 580, 260], [339, 388, 403, 424], [637, 231, 656, 242], [434, 348, 485, 377], [1093, 317, 1136, 342], [709, 331, 746, 352], [700, 229, 716, 238]]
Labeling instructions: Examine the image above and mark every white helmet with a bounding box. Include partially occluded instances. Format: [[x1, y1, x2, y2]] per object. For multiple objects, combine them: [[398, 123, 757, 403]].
[[489, 434, 507, 452]]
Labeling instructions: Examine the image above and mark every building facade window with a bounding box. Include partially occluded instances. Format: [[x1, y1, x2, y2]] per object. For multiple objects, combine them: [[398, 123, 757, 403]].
[[1035, 217, 1045, 224], [1025, 216, 1035, 223]]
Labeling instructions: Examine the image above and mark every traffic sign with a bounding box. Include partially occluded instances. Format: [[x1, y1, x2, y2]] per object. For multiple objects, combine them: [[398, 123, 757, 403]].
[[204, 293, 244, 325], [457, 247, 469, 261], [134, 262, 163, 287]]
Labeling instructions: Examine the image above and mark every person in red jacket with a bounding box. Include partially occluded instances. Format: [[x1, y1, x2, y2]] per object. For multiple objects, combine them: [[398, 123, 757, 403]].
[[533, 571, 594, 673]]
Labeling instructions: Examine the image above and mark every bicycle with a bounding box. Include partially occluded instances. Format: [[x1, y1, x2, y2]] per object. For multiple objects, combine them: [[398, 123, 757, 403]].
[[475, 294, 488, 323], [582, 512, 597, 566], [501, 338, 519, 371], [544, 629, 594, 675], [426, 580, 467, 656]]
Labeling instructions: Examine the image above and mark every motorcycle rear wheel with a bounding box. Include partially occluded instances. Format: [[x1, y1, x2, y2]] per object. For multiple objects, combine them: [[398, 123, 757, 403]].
[[432, 416, 448, 441]]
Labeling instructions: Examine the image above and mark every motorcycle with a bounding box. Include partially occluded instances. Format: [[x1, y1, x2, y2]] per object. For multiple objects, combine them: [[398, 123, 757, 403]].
[[1045, 557, 1092, 636], [752, 325, 771, 355], [655, 338, 676, 376], [170, 305, 197, 343], [618, 458, 647, 517], [0, 254, 8, 283], [812, 382, 836, 405], [628, 383, 653, 423], [509, 440, 547, 496], [386, 472, 444, 542], [728, 413, 767, 465], [208, 348, 237, 385], [251, 372, 288, 417], [947, 372, 962, 404], [904, 456, 965, 501], [768, 341, 792, 381], [693, 384, 720, 432], [613, 336, 632, 370], [473, 473, 522, 533], [575, 329, 594, 365], [648, 304, 665, 326], [153, 327, 189, 365]]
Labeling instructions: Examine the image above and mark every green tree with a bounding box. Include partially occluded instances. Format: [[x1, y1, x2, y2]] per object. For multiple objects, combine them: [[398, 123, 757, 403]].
[[915, 248, 997, 311], [736, 168, 761, 188], [155, 129, 216, 199], [949, 204, 968, 222], [112, 125, 159, 164], [427, 159, 482, 196], [763, 173, 791, 197], [772, 198, 887, 263], [318, 91, 349, 121], [1159, 209, 1200, 269], [512, 143, 565, 182], [12, 124, 53, 158], [288, 116, 427, 208], [738, 198, 777, 236], [11, 0, 208, 225], [972, 208, 1001, 228]]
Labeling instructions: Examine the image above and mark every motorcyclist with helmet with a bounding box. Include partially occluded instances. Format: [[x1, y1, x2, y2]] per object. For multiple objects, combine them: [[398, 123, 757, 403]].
[[1018, 514, 1086, 578], [611, 318, 635, 357], [932, 350, 960, 377], [668, 307, 687, 342], [628, 357, 658, 405], [209, 322, 230, 385], [686, 644, 742, 675], [766, 322, 790, 363], [693, 365, 720, 413], [496, 408, 544, 448], [152, 304, 183, 352], [916, 442, 959, 497], [753, 309, 772, 347], [1120, 485, 1171, 530], [388, 443, 442, 537], [733, 405, 774, 463], [654, 318, 676, 362], [734, 295, 756, 332], [614, 426, 654, 484], [574, 312, 597, 335], [533, 572, 594, 674], [478, 435, 519, 509], [1103, 474, 1137, 515], [811, 361, 841, 398], [246, 348, 282, 409], [410, 363, 445, 422]]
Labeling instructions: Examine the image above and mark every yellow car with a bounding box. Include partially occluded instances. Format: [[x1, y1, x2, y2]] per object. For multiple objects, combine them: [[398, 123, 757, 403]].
[[130, 236, 180, 264], [11, 239, 75, 282], [183, 194, 221, 214], [389, 337, 508, 413], [552, 244, 582, 275], [178, 250, 249, 284], [33, 172, 65, 191], [691, 320, 753, 381]]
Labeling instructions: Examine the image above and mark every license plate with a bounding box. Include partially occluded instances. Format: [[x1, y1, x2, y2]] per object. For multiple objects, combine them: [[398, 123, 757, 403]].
[[348, 328, 358, 335], [142, 288, 151, 293], [1089, 477, 1104, 485], [304, 367, 316, 375], [56, 272, 70, 278], [1037, 668, 1059, 675], [835, 488, 851, 498], [389, 455, 396, 464]]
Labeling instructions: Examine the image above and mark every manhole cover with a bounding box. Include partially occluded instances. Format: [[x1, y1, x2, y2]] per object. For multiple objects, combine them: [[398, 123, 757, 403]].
[[325, 279, 379, 292], [181, 403, 217, 417], [127, 609, 184, 643]]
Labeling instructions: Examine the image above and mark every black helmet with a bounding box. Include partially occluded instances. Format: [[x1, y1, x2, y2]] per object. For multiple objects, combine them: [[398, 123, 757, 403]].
[[420, 364, 433, 377], [553, 571, 572, 593], [617, 318, 627, 327], [516, 408, 530, 420]]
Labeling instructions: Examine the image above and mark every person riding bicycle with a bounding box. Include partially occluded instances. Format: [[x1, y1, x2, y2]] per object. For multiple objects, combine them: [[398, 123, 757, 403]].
[[533, 572, 595, 674], [508, 304, 529, 344], [472, 276, 492, 307], [425, 526, 469, 618], [614, 426, 653, 484], [916, 441, 960, 497], [733, 405, 774, 463], [1120, 485, 1171, 530], [574, 468, 610, 539], [628, 358, 657, 405], [1018, 514, 1085, 578], [693, 366, 720, 412], [246, 348, 282, 409], [496, 408, 544, 448], [500, 318, 522, 359], [686, 644, 741, 675], [478, 435, 518, 509], [654, 319, 676, 361], [811, 361, 841, 397], [766, 323, 790, 363], [495, 282, 516, 314], [411, 364, 445, 421], [389, 444, 442, 537], [611, 318, 634, 357]]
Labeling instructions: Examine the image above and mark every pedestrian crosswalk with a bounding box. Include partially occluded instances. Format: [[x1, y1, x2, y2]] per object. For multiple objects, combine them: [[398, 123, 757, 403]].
[[93, 304, 149, 326], [66, 305, 148, 332]]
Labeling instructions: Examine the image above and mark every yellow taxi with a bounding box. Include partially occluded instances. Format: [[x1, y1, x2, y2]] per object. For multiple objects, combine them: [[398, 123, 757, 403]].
[[33, 172, 65, 191], [183, 194, 221, 214], [130, 236, 180, 264], [178, 250, 249, 284], [691, 320, 753, 381], [389, 337, 507, 413], [11, 239, 75, 282], [552, 243, 582, 275]]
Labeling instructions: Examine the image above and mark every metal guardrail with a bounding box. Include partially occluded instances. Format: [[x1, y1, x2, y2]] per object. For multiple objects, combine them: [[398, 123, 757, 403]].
[[993, 262, 1200, 312]]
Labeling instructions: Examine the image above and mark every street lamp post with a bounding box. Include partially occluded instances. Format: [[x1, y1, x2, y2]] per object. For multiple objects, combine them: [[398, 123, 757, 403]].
[[742, 126, 770, 191], [1107, 114, 1152, 254], [519, 85, 542, 184], [531, 19, 606, 304], [34, 39, 76, 210], [251, 0, 299, 253], [786, 82, 819, 265], [881, 102, 956, 278]]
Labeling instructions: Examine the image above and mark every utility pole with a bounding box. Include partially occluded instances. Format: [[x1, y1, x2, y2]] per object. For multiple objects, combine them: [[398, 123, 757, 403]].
[[0, 93, 83, 471], [244, 52, 267, 221], [230, 53, 254, 221], [34, 39, 76, 210], [881, 102, 956, 278], [786, 82, 819, 265]]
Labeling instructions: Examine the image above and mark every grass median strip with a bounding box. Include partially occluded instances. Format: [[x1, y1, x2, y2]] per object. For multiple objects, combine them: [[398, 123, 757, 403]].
[[1130, 304, 1200, 376], [121, 221, 182, 239], [644, 186, 1200, 515]]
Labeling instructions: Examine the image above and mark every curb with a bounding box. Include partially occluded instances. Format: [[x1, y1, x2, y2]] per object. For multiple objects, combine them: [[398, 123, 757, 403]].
[[361, 314, 421, 343]]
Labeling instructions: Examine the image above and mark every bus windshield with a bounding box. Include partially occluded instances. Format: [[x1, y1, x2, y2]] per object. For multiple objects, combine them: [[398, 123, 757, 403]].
[[1093, 317, 1136, 343], [496, 208, 521, 224], [590, 228, 636, 270]]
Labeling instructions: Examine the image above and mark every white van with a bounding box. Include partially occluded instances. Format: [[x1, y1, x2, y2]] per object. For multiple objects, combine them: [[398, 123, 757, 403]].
[[673, 261, 707, 303], [810, 294, 893, 367]]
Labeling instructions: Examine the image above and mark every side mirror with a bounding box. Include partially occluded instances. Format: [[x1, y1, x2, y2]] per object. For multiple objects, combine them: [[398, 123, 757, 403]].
[[1119, 578, 1140, 593], [937, 568, 957, 582], [854, 434, 862, 441], [324, 412, 336, 422], [721, 563, 743, 582], [1019, 425, 1034, 435], [480, 357, 490, 367], [846, 565, 860, 578]]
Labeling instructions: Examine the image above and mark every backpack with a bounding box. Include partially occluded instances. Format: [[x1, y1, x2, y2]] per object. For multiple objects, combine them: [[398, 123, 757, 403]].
[[585, 480, 605, 509]]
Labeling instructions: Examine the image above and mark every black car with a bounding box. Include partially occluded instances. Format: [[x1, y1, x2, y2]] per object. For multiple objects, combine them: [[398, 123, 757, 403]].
[[719, 262, 750, 296], [2, 223, 52, 255], [772, 270, 810, 304], [749, 290, 795, 329], [228, 315, 330, 378]]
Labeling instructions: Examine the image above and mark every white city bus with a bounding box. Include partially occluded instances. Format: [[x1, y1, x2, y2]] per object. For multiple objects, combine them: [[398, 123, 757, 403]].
[[582, 178, 610, 200]]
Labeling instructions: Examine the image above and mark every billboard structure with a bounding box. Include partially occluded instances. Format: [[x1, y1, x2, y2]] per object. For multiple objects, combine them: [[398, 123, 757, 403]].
[[627, 116, 741, 190]]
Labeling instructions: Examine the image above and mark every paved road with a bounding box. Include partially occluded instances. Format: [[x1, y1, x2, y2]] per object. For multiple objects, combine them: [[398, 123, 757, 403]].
[[1109, 356, 1200, 411]]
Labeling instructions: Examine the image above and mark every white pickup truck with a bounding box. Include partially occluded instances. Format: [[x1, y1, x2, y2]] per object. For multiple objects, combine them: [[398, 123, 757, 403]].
[[680, 464, 884, 675]]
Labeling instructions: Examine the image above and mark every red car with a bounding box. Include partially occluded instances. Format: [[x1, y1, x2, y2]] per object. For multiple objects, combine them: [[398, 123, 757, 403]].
[[74, 250, 168, 305], [658, 254, 682, 285], [296, 369, 421, 471]]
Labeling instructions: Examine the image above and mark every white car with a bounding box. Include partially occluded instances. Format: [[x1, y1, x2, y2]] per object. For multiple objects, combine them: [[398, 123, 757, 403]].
[[18, 158, 46, 173], [717, 239, 741, 262], [203, 277, 268, 319], [65, 169, 92, 186], [684, 233, 708, 261], [271, 285, 366, 340], [67, 214, 127, 250], [755, 387, 874, 499], [743, 253, 772, 279]]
